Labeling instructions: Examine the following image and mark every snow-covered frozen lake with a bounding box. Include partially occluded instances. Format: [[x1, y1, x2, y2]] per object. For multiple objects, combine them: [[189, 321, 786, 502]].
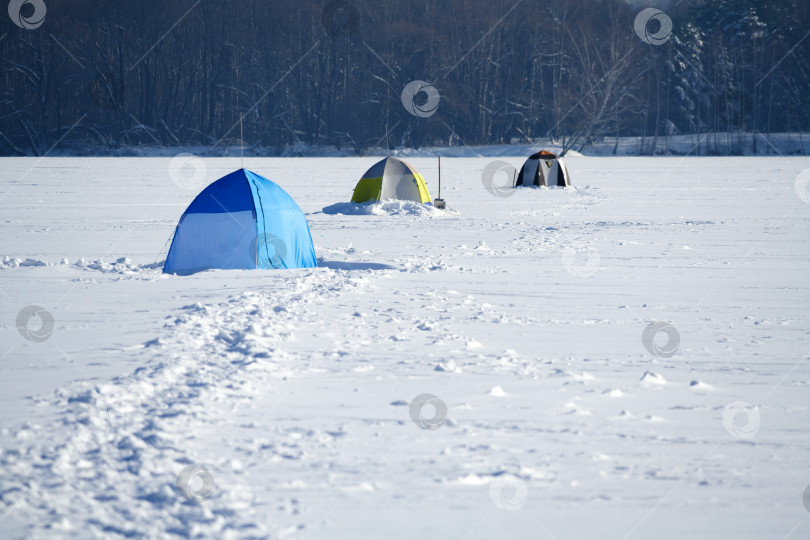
[[1, 156, 810, 539]]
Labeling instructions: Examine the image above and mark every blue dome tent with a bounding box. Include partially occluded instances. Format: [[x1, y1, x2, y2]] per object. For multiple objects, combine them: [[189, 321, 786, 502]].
[[164, 169, 317, 275]]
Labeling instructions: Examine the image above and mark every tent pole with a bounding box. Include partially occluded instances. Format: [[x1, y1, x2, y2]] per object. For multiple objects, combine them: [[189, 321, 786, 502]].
[[240, 113, 244, 169], [433, 155, 446, 209], [438, 155, 441, 199]]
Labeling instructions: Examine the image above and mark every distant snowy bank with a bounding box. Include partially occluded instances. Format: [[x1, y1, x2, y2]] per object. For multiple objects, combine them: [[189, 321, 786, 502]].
[[24, 132, 810, 158]]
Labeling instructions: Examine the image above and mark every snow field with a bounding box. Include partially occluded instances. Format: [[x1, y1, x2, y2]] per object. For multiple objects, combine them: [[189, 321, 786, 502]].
[[1, 156, 810, 538]]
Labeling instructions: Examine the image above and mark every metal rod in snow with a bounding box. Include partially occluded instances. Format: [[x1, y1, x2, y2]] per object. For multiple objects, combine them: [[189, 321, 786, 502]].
[[438, 155, 441, 199]]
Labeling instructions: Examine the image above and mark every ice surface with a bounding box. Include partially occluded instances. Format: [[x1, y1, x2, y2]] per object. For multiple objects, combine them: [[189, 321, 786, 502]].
[[1, 155, 809, 539]]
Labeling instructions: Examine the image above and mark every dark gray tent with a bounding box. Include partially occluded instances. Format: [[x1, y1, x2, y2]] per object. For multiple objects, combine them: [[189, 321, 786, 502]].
[[515, 150, 571, 187]]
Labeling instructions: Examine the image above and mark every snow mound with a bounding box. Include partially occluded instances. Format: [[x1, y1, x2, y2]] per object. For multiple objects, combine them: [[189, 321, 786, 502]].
[[1, 256, 49, 268], [434, 360, 461, 373], [74, 257, 165, 275], [321, 199, 457, 216], [2, 255, 164, 274]]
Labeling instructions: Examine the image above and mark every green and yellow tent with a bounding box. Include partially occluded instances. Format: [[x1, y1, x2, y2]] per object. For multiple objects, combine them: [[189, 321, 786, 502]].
[[351, 157, 431, 203]]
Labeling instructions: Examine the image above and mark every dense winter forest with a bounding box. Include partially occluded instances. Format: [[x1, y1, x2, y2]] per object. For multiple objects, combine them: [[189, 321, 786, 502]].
[[1, 0, 809, 156]]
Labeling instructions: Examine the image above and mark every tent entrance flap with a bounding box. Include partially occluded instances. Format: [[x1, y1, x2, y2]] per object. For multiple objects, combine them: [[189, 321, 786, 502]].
[[165, 210, 256, 273], [351, 177, 383, 203]]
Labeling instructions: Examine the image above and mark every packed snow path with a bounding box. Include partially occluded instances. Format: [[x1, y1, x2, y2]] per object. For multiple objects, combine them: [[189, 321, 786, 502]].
[[1, 156, 810, 539]]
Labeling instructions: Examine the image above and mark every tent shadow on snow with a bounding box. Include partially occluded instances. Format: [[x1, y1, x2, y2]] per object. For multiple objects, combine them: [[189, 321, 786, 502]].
[[317, 260, 395, 271]]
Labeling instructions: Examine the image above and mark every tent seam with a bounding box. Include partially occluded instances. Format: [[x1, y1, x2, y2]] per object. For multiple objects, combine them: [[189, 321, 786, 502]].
[[247, 172, 280, 269]]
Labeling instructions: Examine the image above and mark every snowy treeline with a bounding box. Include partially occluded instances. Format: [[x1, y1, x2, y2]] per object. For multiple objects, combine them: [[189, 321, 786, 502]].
[[1, 0, 809, 156]]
